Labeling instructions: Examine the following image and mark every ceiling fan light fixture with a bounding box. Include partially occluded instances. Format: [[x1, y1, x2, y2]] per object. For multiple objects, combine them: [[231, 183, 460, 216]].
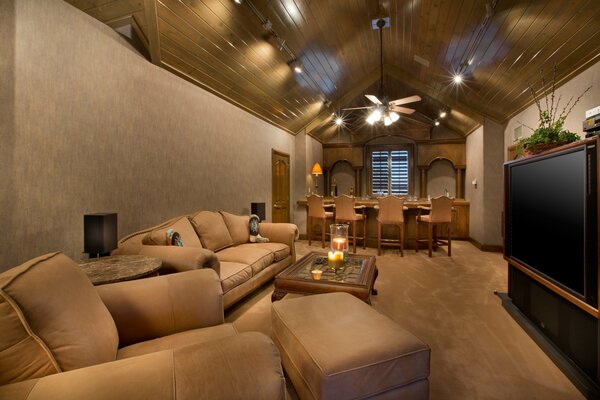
[[371, 109, 382, 121], [390, 112, 399, 122], [383, 115, 392, 126]]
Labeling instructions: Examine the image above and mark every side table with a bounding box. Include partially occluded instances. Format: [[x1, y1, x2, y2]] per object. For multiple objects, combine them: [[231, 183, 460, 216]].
[[77, 255, 162, 285]]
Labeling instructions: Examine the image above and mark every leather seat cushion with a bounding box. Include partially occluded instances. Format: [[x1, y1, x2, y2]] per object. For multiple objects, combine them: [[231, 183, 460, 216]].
[[272, 293, 430, 399], [219, 262, 253, 294], [240, 243, 290, 262], [117, 323, 238, 359], [217, 246, 274, 275]]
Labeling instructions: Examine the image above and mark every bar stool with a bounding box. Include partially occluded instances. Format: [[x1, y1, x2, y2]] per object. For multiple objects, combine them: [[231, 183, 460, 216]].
[[376, 196, 407, 256], [334, 195, 366, 253], [307, 194, 334, 248], [416, 195, 453, 257]]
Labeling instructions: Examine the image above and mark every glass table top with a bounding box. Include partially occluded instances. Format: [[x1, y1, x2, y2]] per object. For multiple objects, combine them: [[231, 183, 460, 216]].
[[289, 254, 367, 284]]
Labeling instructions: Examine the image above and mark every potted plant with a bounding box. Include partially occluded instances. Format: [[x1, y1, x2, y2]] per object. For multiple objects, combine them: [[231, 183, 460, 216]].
[[516, 66, 591, 156]]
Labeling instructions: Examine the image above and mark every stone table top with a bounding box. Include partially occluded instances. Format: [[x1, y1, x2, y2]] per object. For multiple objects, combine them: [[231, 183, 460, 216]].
[[78, 255, 162, 285]]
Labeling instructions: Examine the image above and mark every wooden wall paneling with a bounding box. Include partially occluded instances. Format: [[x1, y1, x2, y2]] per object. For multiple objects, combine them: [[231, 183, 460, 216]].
[[323, 146, 363, 169], [417, 142, 466, 168]]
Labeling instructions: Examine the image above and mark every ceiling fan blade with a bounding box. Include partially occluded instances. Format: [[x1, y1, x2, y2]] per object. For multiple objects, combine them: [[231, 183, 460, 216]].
[[365, 94, 382, 105], [389, 95, 422, 106], [342, 106, 371, 110], [390, 106, 416, 114]]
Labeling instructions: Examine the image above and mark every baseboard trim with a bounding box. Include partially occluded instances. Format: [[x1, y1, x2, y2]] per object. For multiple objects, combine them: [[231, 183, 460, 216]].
[[468, 238, 502, 253], [497, 292, 600, 400]]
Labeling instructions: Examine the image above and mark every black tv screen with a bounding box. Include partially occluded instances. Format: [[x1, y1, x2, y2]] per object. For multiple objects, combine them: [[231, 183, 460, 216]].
[[506, 147, 587, 299]]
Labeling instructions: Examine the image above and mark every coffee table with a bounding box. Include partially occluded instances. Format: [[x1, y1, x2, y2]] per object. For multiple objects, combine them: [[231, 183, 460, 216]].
[[77, 255, 162, 285], [272, 251, 378, 304]]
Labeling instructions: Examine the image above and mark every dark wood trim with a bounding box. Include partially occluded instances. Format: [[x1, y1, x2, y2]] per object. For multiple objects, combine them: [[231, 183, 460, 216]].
[[469, 238, 503, 253], [415, 138, 466, 145], [143, 0, 161, 65]]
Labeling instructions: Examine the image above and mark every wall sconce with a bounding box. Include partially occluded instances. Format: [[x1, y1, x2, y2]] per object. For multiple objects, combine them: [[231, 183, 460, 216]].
[[312, 162, 323, 190], [84, 213, 118, 258]]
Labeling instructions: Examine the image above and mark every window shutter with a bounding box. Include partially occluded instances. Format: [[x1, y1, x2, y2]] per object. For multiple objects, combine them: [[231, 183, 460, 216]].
[[371, 151, 390, 195], [371, 150, 409, 195], [390, 150, 409, 195]]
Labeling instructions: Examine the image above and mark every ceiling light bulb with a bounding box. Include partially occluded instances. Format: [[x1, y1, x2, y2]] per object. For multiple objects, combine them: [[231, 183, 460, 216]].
[[234, 0, 242, 4], [453, 74, 463, 84], [384, 116, 392, 126], [371, 109, 382, 121], [366, 115, 375, 125], [390, 112, 399, 122], [439, 111, 447, 118], [435, 120, 440, 126], [335, 117, 343, 126], [294, 65, 302, 73]]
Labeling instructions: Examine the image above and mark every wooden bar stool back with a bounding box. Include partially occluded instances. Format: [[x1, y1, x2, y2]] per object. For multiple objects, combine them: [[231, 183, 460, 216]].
[[416, 196, 453, 257], [307, 194, 334, 248], [376, 196, 406, 256], [334, 195, 366, 253]]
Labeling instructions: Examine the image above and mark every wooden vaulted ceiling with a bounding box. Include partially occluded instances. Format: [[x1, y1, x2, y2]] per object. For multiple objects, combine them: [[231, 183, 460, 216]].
[[67, 0, 600, 143]]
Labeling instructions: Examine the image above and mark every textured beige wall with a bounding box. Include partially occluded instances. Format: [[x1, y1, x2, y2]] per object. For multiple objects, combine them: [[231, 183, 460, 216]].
[[466, 126, 484, 243], [504, 60, 600, 158], [291, 131, 322, 235], [1, 0, 296, 269], [0, 2, 15, 270], [466, 120, 504, 248]]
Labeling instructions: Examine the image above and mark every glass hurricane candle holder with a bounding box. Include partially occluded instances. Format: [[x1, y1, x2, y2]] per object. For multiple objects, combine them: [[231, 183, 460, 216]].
[[327, 250, 344, 270], [330, 223, 349, 258]]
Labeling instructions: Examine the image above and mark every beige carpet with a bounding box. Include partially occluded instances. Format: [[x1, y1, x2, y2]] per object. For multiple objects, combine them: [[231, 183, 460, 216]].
[[225, 240, 583, 400]]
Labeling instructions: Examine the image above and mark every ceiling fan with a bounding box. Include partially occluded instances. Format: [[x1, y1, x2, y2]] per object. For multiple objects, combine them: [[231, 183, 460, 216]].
[[343, 18, 421, 126]]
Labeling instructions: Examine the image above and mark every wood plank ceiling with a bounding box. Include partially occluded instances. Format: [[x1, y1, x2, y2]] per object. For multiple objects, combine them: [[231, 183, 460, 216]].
[[67, 0, 600, 143]]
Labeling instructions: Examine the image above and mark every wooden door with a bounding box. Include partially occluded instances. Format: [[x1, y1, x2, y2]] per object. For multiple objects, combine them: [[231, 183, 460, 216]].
[[272, 150, 290, 223]]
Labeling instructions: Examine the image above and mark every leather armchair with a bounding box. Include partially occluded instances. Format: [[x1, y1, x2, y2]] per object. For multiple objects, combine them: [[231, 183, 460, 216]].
[[0, 252, 286, 400]]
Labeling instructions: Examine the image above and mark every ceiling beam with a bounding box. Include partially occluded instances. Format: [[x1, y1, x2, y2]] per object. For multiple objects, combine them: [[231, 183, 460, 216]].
[[303, 68, 381, 135], [383, 64, 490, 125], [143, 0, 161, 65]]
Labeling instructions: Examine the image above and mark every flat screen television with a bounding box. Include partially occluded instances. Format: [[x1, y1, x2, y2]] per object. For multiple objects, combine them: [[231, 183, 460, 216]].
[[504, 138, 599, 309]]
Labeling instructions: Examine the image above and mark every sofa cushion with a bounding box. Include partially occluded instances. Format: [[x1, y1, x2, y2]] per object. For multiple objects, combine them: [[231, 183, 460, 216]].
[[0, 253, 118, 385], [219, 262, 253, 294], [217, 246, 274, 275], [142, 216, 202, 248], [241, 242, 290, 262], [220, 212, 250, 245], [191, 211, 234, 252], [117, 323, 238, 360]]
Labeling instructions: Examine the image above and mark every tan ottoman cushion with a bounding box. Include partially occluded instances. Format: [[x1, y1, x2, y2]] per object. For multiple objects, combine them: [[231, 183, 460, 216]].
[[271, 292, 430, 400]]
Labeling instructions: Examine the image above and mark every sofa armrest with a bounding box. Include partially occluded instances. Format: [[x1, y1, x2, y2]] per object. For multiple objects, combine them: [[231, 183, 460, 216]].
[[114, 244, 220, 276], [97, 269, 223, 347], [259, 222, 299, 261], [0, 333, 285, 400]]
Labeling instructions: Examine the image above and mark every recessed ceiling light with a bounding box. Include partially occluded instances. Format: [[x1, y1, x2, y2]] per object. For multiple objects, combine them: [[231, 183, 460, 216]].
[[434, 120, 440, 126], [453, 74, 463, 84], [439, 111, 447, 118]]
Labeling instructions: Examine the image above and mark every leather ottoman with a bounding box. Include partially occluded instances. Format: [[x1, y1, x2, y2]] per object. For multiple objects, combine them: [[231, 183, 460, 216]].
[[271, 292, 430, 399]]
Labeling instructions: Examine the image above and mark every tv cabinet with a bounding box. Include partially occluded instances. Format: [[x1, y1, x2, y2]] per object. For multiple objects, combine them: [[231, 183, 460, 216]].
[[503, 137, 600, 399]]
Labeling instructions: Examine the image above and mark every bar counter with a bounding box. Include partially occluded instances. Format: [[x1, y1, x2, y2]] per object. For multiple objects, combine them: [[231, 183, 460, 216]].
[[297, 197, 470, 248]]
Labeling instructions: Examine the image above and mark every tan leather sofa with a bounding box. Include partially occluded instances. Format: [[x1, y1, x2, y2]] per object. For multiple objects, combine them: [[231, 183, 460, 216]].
[[115, 211, 298, 309], [0, 252, 286, 399]]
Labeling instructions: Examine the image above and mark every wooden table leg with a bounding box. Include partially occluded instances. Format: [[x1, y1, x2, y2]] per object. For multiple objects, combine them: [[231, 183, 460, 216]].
[[371, 266, 379, 295]]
